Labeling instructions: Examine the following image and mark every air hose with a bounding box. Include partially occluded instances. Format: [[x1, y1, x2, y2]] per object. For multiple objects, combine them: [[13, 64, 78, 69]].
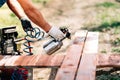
[[23, 27, 45, 55]]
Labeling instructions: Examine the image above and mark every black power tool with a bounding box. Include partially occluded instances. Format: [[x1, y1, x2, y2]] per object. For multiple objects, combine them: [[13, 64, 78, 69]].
[[0, 26, 19, 55]]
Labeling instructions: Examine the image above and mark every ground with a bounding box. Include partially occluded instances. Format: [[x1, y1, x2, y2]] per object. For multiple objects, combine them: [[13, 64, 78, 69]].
[[32, 0, 120, 80], [0, 0, 120, 80]]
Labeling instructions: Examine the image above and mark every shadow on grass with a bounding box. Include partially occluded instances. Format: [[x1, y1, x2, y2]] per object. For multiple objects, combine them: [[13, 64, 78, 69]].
[[116, 0, 120, 3], [82, 21, 120, 32], [96, 67, 120, 80]]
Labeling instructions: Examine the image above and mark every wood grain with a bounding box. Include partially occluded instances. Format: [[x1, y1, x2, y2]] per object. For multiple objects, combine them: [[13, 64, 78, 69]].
[[0, 55, 64, 67], [28, 54, 65, 67], [97, 54, 120, 67], [0, 56, 12, 66], [55, 30, 88, 80], [76, 54, 97, 80], [83, 32, 99, 54], [76, 32, 99, 80]]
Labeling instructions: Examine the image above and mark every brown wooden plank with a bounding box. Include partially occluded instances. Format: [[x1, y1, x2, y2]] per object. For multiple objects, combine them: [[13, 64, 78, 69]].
[[0, 56, 3, 60], [1, 54, 64, 67], [0, 55, 4, 66], [76, 32, 99, 80], [5, 56, 21, 66], [83, 32, 99, 54], [13, 56, 27, 66], [55, 30, 88, 80], [0, 54, 64, 66], [26, 55, 41, 66], [46, 55, 64, 67], [97, 54, 120, 67], [32, 54, 65, 67], [34, 54, 49, 66], [0, 56, 12, 66], [76, 54, 97, 80], [20, 55, 35, 66]]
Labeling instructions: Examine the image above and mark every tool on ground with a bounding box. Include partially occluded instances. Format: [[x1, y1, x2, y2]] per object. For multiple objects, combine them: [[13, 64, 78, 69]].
[[43, 27, 71, 55], [0, 26, 19, 55], [0, 26, 44, 55]]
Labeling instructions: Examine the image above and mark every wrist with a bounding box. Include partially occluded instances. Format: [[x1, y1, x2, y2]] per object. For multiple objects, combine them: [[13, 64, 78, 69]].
[[42, 22, 51, 33], [19, 17, 27, 20]]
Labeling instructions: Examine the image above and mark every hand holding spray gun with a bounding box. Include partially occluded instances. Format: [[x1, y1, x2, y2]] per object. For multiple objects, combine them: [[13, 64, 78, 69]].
[[43, 27, 71, 55]]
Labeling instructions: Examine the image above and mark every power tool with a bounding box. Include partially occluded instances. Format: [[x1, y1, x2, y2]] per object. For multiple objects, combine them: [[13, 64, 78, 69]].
[[43, 27, 71, 55], [0, 26, 45, 55], [0, 26, 70, 55], [0, 26, 19, 55]]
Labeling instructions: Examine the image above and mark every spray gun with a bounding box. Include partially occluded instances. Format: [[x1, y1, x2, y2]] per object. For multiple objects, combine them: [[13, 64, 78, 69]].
[[43, 27, 71, 55]]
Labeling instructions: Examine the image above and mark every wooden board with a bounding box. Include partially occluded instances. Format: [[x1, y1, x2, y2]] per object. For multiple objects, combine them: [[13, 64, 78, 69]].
[[13, 56, 28, 66], [55, 30, 88, 80], [83, 32, 99, 54], [0, 56, 3, 60], [97, 54, 120, 67], [76, 54, 97, 80], [76, 32, 99, 80], [5, 56, 21, 66], [0, 55, 65, 67], [0, 56, 12, 66], [35, 55, 65, 67]]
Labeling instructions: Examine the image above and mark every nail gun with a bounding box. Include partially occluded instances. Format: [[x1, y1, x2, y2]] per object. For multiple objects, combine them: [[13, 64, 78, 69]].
[[43, 27, 71, 55]]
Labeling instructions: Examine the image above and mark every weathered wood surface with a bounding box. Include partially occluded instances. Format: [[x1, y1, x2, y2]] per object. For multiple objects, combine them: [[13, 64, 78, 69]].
[[55, 31, 88, 80], [0, 31, 104, 80], [0, 56, 12, 66], [76, 54, 97, 80], [83, 32, 99, 54], [97, 54, 120, 67], [76, 32, 99, 80], [0, 55, 65, 67]]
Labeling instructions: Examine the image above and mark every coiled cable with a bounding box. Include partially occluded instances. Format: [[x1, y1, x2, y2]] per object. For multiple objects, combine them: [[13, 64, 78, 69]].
[[23, 27, 45, 55]]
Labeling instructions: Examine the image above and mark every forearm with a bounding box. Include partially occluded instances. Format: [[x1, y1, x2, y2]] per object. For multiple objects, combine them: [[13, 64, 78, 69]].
[[17, 0, 51, 32], [7, 0, 25, 19]]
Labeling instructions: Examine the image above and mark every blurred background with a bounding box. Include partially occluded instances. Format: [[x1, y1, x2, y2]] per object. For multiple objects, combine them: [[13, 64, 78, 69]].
[[0, 0, 120, 80]]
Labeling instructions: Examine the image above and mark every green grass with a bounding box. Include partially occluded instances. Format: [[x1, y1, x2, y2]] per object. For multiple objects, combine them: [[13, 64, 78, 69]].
[[82, 1, 120, 54], [101, 49, 107, 54], [0, 4, 25, 38], [84, 1, 120, 32], [112, 38, 120, 46], [95, 2, 120, 8], [95, 2, 120, 31], [111, 38, 120, 53], [97, 74, 120, 80], [0, 15, 25, 38], [112, 48, 120, 53]]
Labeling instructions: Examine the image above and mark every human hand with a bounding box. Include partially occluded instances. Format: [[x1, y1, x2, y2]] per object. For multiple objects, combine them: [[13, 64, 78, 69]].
[[20, 18, 33, 32], [48, 27, 65, 41]]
